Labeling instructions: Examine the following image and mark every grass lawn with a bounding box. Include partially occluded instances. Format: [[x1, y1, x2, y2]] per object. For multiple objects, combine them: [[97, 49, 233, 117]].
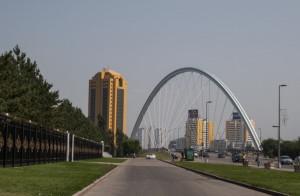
[[0, 162, 115, 196], [176, 161, 300, 196], [82, 157, 127, 163]]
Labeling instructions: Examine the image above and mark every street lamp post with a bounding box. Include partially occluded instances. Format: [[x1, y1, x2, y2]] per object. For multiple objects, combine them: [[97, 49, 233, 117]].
[[273, 84, 287, 168], [205, 101, 212, 152]]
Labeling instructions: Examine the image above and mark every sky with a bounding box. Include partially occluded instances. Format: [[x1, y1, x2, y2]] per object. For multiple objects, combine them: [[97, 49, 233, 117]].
[[0, 1, 299, 140]]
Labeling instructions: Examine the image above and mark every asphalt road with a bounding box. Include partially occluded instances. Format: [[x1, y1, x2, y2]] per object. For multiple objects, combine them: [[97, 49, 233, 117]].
[[82, 158, 269, 196]]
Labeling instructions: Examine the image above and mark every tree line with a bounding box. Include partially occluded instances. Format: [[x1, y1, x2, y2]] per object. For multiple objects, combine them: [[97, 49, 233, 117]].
[[0, 46, 141, 156], [0, 46, 102, 141], [262, 138, 300, 159]]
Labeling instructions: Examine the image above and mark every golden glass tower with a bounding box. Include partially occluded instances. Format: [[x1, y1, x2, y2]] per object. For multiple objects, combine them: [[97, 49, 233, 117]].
[[88, 68, 128, 144]]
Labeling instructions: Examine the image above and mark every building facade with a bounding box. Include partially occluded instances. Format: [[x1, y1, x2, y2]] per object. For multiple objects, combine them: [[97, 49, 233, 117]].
[[168, 137, 186, 151], [137, 128, 144, 149], [185, 110, 214, 151], [88, 68, 128, 145], [210, 139, 228, 152], [225, 112, 255, 150], [154, 128, 161, 149]]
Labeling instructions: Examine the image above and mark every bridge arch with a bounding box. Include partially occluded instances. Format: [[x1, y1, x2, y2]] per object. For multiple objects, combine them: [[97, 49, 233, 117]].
[[131, 67, 262, 151]]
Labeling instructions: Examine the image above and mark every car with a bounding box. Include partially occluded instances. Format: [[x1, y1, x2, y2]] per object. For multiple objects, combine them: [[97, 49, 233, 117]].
[[218, 152, 225, 158], [146, 154, 156, 159], [194, 152, 199, 158], [280, 155, 293, 165], [203, 152, 210, 158], [232, 153, 243, 162]]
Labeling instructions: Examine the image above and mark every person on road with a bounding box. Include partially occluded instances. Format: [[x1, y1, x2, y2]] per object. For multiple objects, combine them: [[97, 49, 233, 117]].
[[242, 153, 247, 165], [255, 153, 260, 167], [171, 153, 175, 162]]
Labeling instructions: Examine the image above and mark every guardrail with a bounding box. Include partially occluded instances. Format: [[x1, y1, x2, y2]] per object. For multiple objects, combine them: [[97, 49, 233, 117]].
[[0, 114, 102, 167]]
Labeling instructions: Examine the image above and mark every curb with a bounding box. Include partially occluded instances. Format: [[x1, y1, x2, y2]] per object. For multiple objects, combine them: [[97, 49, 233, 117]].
[[78, 161, 123, 166], [159, 159, 289, 196], [73, 160, 128, 196]]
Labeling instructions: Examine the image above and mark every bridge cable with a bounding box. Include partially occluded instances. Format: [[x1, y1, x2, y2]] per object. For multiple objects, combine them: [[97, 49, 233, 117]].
[[215, 98, 228, 140], [172, 77, 209, 133], [170, 72, 199, 130]]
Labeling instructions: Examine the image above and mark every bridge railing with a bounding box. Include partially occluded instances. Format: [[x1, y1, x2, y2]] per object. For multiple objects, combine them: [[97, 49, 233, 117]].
[[0, 114, 102, 167]]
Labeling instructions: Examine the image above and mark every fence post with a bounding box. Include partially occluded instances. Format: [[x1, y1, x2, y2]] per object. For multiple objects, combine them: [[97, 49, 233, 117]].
[[66, 131, 69, 162], [71, 134, 74, 162], [3, 123, 7, 168]]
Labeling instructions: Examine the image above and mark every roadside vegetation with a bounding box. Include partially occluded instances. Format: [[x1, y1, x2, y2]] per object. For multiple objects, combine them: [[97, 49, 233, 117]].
[[262, 138, 300, 159], [176, 161, 300, 196], [0, 46, 142, 155], [0, 46, 103, 142], [0, 162, 115, 196]]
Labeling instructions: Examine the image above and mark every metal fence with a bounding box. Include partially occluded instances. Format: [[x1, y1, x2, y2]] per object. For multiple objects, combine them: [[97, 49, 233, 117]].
[[0, 114, 102, 167]]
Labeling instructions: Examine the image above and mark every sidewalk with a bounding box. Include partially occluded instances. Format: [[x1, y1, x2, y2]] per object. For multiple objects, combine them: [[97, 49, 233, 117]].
[[78, 161, 124, 166], [73, 159, 128, 196]]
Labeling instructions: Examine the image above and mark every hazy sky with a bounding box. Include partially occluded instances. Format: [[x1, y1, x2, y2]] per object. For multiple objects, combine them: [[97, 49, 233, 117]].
[[1, 1, 299, 140]]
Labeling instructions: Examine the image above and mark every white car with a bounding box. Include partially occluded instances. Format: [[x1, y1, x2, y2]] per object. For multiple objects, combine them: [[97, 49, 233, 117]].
[[146, 154, 156, 159], [194, 152, 199, 158]]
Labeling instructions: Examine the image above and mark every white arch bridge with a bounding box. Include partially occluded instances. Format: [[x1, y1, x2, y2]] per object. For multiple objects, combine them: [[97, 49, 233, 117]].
[[131, 67, 262, 151]]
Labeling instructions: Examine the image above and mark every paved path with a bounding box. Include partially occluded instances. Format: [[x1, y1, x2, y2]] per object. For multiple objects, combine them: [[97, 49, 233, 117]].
[[82, 158, 269, 196]]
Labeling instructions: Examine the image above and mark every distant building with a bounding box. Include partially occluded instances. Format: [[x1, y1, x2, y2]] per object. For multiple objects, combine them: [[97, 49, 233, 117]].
[[137, 128, 144, 149], [185, 109, 214, 151], [210, 139, 228, 152], [225, 112, 255, 150], [169, 137, 185, 151], [154, 128, 161, 149], [88, 68, 128, 146]]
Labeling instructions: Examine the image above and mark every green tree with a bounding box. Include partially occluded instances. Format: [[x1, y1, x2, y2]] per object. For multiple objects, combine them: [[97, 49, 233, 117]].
[[116, 129, 128, 157], [0, 46, 102, 142], [0, 45, 59, 125], [97, 114, 107, 142], [52, 99, 103, 141], [261, 138, 278, 158], [262, 138, 300, 159], [123, 139, 141, 156]]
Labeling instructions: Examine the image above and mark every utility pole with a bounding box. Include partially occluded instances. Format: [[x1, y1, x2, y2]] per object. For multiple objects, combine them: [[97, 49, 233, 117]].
[[273, 84, 287, 168]]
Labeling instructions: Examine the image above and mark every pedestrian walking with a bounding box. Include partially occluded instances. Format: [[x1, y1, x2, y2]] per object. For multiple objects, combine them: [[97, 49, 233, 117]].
[[256, 153, 260, 167]]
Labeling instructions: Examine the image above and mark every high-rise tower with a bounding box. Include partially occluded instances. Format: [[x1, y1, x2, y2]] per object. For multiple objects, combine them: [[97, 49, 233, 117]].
[[88, 68, 128, 145], [185, 109, 214, 150], [225, 112, 255, 149]]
